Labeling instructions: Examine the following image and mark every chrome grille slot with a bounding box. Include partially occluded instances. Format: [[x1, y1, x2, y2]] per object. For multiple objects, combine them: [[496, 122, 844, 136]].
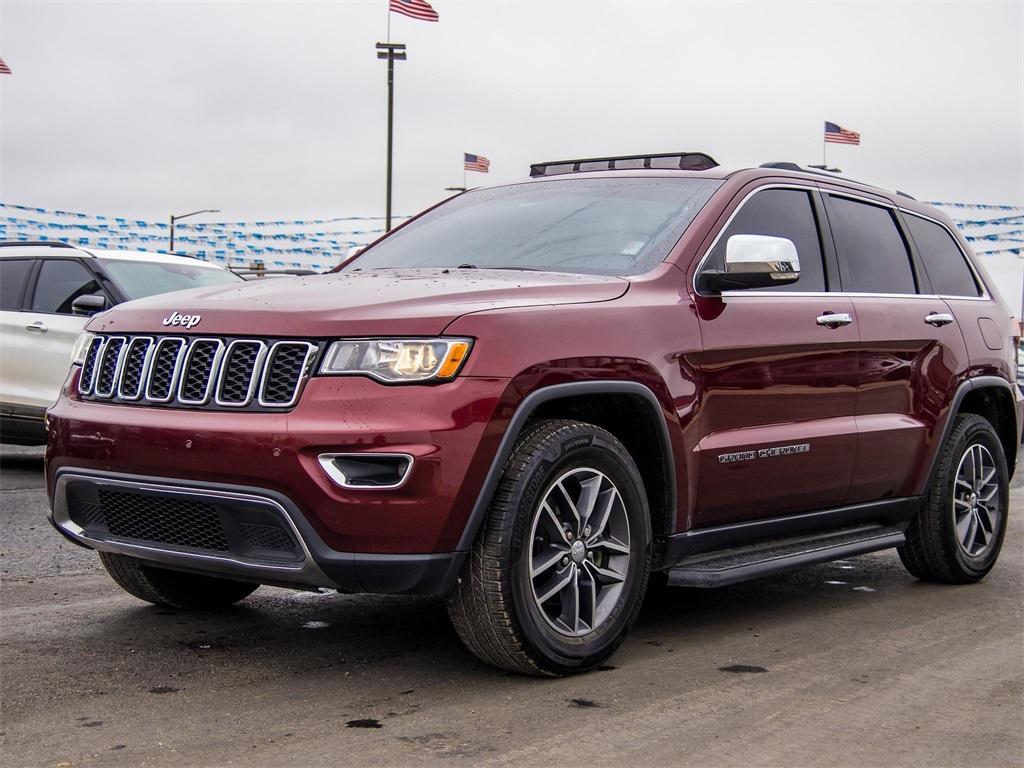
[[77, 336, 106, 395], [216, 340, 266, 407], [146, 338, 186, 402], [117, 337, 154, 400], [93, 337, 127, 398], [259, 342, 318, 407], [177, 339, 224, 405], [78, 334, 317, 411]]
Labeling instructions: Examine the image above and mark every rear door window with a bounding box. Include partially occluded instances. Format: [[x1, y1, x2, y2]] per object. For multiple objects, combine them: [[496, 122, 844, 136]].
[[30, 259, 104, 314], [703, 188, 827, 292], [0, 258, 33, 310], [904, 214, 981, 297], [828, 196, 917, 294]]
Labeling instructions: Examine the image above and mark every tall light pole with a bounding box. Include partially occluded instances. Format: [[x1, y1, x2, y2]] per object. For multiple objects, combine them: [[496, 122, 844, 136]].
[[169, 208, 220, 253], [376, 42, 406, 232]]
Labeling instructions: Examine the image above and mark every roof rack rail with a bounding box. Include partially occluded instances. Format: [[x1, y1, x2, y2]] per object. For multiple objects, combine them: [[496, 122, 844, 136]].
[[0, 240, 76, 249], [530, 151, 718, 178], [758, 162, 916, 200]]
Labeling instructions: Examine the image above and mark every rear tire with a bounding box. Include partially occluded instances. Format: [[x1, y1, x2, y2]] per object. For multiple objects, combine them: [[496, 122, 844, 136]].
[[898, 414, 1009, 584], [447, 419, 651, 676], [99, 552, 259, 609]]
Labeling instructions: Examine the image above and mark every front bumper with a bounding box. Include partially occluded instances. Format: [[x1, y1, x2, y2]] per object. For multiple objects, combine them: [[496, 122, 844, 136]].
[[50, 468, 465, 594], [46, 373, 517, 593]]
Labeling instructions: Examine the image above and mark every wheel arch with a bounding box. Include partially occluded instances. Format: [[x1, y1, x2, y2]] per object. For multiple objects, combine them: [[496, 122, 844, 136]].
[[455, 381, 678, 552], [929, 376, 1020, 486]]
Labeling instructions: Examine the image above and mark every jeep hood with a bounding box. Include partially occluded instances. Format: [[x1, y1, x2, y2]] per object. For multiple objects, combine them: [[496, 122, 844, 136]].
[[88, 268, 629, 337]]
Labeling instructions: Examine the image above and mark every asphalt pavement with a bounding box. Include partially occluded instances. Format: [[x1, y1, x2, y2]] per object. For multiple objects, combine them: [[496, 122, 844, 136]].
[[2, 444, 1022, 768]]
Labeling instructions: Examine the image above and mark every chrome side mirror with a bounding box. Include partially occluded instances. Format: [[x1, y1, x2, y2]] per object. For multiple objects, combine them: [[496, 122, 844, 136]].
[[703, 234, 801, 292]]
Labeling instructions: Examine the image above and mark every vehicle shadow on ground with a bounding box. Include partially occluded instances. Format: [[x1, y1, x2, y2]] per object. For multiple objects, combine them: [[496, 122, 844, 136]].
[[56, 549, 920, 689]]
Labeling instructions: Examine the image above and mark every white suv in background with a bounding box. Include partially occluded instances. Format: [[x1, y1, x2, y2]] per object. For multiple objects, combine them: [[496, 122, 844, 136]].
[[0, 242, 242, 444]]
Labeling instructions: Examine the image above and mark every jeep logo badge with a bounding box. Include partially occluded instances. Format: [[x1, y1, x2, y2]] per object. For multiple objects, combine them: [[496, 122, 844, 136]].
[[162, 311, 202, 329]]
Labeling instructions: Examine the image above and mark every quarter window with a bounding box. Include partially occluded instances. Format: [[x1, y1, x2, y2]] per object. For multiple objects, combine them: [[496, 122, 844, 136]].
[[0, 259, 32, 311], [703, 188, 827, 292], [905, 214, 981, 297], [828, 196, 917, 294], [30, 259, 103, 314]]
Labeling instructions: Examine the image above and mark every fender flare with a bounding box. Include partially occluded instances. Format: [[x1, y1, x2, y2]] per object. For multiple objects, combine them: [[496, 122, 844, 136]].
[[455, 380, 678, 552], [925, 375, 1020, 486]]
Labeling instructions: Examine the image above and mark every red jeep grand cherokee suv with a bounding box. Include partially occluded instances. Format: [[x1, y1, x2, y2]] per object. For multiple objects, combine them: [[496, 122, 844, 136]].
[[46, 153, 1022, 676]]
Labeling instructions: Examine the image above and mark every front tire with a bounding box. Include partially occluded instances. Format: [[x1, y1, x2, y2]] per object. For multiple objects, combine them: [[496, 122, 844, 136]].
[[99, 552, 259, 609], [899, 414, 1009, 584], [447, 419, 651, 676]]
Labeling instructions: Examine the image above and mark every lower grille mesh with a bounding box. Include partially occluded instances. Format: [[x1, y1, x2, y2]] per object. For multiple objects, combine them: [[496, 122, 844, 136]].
[[98, 489, 230, 552]]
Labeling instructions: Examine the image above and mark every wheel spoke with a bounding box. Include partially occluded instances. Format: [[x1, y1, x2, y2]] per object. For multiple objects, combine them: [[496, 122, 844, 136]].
[[586, 487, 619, 543], [590, 535, 630, 555], [532, 546, 567, 579], [579, 565, 597, 631], [584, 558, 626, 585], [557, 481, 581, 530], [962, 512, 979, 552], [536, 564, 576, 605], [540, 501, 570, 545], [575, 474, 603, 529]]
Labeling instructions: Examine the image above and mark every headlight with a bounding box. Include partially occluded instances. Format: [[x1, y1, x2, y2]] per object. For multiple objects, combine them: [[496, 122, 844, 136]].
[[70, 331, 97, 366], [319, 338, 472, 383]]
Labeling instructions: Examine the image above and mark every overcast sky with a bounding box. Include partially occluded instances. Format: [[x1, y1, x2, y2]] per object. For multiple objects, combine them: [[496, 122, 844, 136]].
[[1, 0, 1021, 222]]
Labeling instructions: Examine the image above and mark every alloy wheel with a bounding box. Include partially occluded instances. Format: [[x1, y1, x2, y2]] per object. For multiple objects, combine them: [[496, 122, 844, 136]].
[[527, 467, 631, 637], [952, 442, 1002, 558]]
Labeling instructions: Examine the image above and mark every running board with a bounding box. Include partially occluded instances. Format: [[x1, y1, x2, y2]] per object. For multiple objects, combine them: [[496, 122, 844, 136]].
[[666, 524, 906, 588]]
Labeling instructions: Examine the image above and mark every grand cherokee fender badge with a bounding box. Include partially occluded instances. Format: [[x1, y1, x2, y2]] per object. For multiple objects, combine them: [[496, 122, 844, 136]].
[[718, 443, 810, 464], [162, 311, 201, 329]]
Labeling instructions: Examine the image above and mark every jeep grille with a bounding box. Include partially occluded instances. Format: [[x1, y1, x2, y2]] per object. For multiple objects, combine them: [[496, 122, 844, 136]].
[[78, 334, 319, 411]]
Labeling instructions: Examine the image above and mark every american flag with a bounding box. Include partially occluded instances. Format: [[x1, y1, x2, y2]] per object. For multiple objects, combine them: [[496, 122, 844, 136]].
[[0, 57, 11, 75], [464, 153, 490, 173], [825, 121, 860, 145], [390, 0, 439, 22]]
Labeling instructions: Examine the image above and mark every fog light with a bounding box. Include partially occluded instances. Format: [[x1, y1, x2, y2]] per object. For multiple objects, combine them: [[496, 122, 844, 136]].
[[318, 453, 413, 490]]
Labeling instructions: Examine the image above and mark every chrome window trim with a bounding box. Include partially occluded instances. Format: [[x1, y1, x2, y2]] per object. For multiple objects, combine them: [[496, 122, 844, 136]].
[[214, 339, 269, 408], [51, 471, 334, 588], [144, 336, 188, 403], [257, 341, 318, 409], [77, 336, 107, 396], [898, 208, 991, 301], [317, 452, 415, 491], [92, 336, 128, 398], [691, 182, 821, 298], [693, 182, 994, 302], [176, 337, 226, 406], [116, 336, 156, 401]]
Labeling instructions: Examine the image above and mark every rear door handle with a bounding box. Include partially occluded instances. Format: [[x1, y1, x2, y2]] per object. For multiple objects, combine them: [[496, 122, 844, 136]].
[[816, 312, 853, 329], [925, 312, 955, 327], [25, 321, 48, 333]]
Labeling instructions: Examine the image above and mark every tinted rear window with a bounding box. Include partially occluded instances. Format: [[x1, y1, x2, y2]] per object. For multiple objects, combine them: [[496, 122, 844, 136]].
[[346, 178, 721, 277], [0, 259, 32, 310], [905, 214, 981, 297], [829, 196, 917, 294]]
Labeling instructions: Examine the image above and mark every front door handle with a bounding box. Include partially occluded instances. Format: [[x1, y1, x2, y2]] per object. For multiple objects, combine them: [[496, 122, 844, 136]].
[[25, 321, 48, 333], [816, 312, 853, 329], [925, 312, 955, 327]]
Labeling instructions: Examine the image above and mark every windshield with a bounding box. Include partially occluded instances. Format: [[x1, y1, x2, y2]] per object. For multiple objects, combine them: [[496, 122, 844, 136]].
[[102, 259, 242, 300], [345, 177, 721, 276]]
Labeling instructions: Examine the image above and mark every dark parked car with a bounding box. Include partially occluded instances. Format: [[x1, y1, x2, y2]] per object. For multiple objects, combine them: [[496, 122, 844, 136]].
[[46, 153, 1022, 676]]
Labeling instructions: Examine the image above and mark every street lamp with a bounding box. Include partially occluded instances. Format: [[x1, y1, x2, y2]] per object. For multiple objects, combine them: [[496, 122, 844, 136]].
[[444, 186, 467, 193], [169, 209, 220, 253]]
